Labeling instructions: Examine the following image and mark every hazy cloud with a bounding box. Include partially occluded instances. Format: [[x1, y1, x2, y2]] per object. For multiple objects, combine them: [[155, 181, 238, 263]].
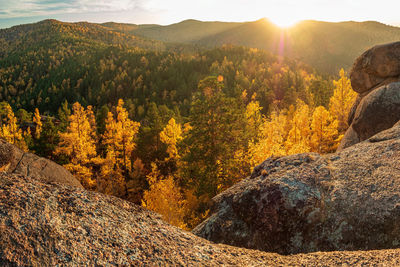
[[0, 0, 399, 28], [0, 0, 144, 18]]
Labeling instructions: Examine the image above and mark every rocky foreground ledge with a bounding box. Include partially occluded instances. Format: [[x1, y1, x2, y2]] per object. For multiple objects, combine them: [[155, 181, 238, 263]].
[[1, 173, 400, 266]]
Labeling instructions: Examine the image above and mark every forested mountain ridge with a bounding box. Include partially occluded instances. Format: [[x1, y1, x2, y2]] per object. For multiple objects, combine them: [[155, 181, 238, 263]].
[[0, 19, 165, 55], [127, 19, 400, 73], [0, 19, 328, 116], [123, 19, 242, 44], [4, 18, 400, 75]]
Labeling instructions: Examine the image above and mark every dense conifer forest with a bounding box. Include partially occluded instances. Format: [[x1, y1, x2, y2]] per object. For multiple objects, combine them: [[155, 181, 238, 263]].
[[0, 19, 357, 228]]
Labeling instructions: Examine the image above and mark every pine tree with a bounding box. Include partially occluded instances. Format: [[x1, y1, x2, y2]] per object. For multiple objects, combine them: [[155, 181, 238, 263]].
[[58, 100, 71, 131], [183, 76, 249, 197]]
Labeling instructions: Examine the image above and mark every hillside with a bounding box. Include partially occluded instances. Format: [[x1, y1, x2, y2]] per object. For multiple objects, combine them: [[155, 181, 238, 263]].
[[4, 18, 400, 75], [129, 19, 400, 73], [0, 19, 165, 56], [130, 19, 242, 44], [0, 19, 327, 116]]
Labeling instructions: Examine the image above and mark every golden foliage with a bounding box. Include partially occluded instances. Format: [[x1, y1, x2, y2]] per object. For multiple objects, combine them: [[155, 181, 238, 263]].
[[0, 103, 27, 151], [55, 102, 97, 189], [142, 163, 187, 229], [329, 68, 357, 133], [160, 118, 184, 161], [33, 108, 42, 139], [285, 100, 311, 155], [248, 111, 287, 167], [310, 106, 338, 153], [102, 99, 140, 172]]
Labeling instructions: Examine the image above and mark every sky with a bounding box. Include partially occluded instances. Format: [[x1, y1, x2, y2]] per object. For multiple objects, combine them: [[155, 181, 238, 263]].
[[1, 0, 400, 29]]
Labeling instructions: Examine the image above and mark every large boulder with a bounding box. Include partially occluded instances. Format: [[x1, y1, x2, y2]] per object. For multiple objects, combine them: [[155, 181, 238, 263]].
[[193, 121, 400, 255], [338, 82, 400, 150], [339, 42, 400, 150], [2, 173, 400, 265], [0, 139, 82, 188], [350, 41, 400, 94]]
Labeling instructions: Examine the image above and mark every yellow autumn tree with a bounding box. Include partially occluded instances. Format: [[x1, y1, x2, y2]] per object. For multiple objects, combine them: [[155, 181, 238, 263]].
[[0, 103, 27, 151], [142, 163, 187, 229], [160, 118, 183, 161], [103, 99, 140, 172], [33, 108, 42, 139], [101, 99, 140, 197], [245, 94, 263, 140], [247, 111, 287, 167], [144, 117, 204, 230], [55, 102, 97, 189], [329, 68, 357, 134], [285, 100, 311, 155], [310, 106, 339, 153], [86, 105, 97, 140]]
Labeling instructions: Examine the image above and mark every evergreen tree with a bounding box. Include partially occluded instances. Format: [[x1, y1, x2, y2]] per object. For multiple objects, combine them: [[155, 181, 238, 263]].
[[183, 76, 249, 197]]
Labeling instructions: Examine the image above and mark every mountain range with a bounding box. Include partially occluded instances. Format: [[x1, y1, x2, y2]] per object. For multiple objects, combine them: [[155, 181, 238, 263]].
[[2, 18, 400, 74], [115, 18, 400, 74]]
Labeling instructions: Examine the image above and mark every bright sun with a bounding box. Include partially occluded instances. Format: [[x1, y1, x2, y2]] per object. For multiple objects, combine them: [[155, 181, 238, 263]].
[[269, 16, 301, 28]]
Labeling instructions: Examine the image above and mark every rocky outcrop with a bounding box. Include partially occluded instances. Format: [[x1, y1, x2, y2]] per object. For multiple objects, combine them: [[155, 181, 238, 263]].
[[350, 41, 400, 94], [0, 139, 82, 188], [2, 173, 400, 266], [193, 121, 400, 255], [339, 41, 400, 150]]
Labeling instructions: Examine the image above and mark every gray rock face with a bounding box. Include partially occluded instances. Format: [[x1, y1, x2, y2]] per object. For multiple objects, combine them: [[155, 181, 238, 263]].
[[352, 82, 400, 140], [339, 42, 400, 150], [193, 121, 400, 254], [2, 172, 400, 265], [350, 41, 400, 94], [0, 139, 82, 188]]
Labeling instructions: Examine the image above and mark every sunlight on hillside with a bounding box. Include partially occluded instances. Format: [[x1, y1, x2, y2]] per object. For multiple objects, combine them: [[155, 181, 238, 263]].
[[269, 16, 300, 28]]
